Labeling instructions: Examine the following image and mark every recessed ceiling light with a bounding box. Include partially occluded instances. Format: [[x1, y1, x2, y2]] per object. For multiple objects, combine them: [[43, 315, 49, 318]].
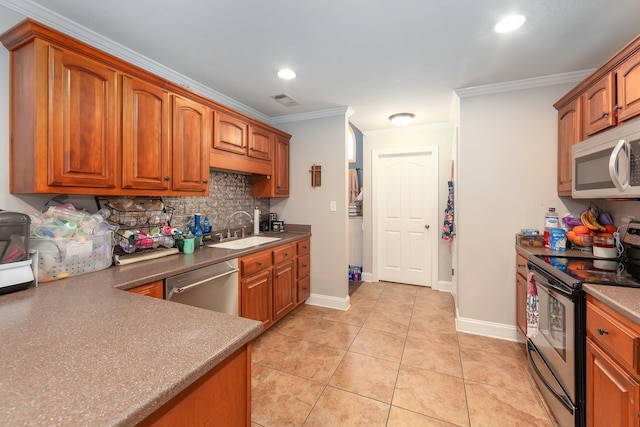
[[494, 14, 526, 33], [277, 69, 296, 80]]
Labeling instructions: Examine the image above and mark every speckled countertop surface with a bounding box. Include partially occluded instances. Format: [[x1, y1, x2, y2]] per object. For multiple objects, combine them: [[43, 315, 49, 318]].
[[0, 230, 310, 426], [516, 243, 640, 326]]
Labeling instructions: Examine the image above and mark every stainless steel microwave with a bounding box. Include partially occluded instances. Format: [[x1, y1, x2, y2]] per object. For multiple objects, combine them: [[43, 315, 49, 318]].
[[572, 117, 640, 198]]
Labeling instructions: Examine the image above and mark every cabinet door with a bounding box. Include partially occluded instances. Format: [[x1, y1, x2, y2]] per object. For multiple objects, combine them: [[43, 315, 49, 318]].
[[248, 124, 273, 161], [583, 73, 616, 137], [241, 269, 273, 329], [557, 97, 582, 196], [516, 274, 527, 339], [214, 111, 248, 156], [586, 338, 640, 427], [128, 280, 164, 299], [274, 134, 290, 196], [171, 96, 210, 193], [273, 260, 295, 321], [122, 76, 171, 190], [616, 49, 640, 123], [49, 45, 118, 188]]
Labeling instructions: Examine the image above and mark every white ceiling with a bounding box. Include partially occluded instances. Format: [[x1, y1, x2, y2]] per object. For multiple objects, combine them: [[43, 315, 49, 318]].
[[2, 0, 640, 132]]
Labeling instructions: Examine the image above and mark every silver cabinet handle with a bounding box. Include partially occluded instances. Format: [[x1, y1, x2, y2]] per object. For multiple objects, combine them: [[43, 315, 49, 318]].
[[597, 327, 609, 335]]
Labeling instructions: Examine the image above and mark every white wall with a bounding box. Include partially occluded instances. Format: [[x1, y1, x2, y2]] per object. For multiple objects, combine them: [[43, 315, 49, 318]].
[[362, 124, 454, 288], [457, 83, 588, 340], [270, 113, 350, 309]]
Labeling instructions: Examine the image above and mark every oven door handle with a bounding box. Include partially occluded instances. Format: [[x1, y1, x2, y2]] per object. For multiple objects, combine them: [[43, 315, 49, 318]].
[[527, 341, 575, 412], [166, 267, 239, 301]]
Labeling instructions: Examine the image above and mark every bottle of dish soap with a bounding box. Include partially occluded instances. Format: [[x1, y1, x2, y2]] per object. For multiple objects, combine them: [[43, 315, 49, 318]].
[[544, 207, 559, 248]]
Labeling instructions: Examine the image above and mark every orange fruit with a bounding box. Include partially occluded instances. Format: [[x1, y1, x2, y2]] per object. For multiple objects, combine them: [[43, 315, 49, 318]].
[[604, 224, 617, 234], [573, 225, 589, 235]]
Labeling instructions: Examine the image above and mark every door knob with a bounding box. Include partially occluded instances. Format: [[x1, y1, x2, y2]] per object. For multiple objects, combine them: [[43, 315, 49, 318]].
[[425, 224, 430, 229]]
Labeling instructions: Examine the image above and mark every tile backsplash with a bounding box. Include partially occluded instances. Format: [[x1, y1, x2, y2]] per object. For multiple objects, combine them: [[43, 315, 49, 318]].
[[163, 171, 270, 232]]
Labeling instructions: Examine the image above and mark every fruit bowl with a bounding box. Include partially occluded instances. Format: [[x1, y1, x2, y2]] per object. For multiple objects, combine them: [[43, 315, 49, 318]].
[[568, 233, 593, 248]]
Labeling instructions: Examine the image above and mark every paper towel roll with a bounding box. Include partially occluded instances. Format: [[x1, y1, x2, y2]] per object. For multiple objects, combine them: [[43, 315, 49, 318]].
[[253, 208, 260, 235]]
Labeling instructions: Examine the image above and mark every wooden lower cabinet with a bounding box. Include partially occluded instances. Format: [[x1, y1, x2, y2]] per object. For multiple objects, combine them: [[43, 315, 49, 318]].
[[128, 280, 163, 299], [273, 260, 295, 321], [139, 344, 251, 426], [515, 251, 528, 339], [586, 295, 640, 426], [241, 268, 273, 330], [586, 338, 640, 427], [239, 238, 310, 334]]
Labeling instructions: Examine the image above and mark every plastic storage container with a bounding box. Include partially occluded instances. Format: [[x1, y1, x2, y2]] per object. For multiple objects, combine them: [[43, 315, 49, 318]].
[[544, 208, 559, 248], [30, 232, 114, 282]]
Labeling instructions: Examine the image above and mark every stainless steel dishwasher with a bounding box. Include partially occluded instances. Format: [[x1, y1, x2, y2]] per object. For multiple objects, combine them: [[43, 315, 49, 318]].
[[165, 259, 239, 315]]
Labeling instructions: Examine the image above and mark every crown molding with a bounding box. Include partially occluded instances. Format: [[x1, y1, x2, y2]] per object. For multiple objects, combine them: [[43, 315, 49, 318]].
[[0, 0, 270, 122], [269, 107, 352, 125], [454, 70, 595, 98]]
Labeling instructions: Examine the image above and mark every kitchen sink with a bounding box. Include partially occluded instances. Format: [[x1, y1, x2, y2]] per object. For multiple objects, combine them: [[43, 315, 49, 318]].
[[207, 235, 281, 250]]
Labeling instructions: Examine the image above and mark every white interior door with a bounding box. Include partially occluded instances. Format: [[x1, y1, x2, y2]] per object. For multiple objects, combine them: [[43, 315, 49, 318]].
[[373, 147, 438, 286]]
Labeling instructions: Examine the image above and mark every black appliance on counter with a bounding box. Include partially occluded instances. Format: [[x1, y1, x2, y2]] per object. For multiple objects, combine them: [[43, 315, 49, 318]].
[[0, 211, 35, 295], [526, 221, 640, 427]]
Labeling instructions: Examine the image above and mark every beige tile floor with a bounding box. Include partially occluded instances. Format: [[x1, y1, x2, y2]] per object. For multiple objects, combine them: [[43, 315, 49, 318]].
[[250, 281, 558, 427]]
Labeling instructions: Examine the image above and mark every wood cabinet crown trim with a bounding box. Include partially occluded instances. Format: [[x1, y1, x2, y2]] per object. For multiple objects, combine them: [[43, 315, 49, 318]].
[[0, 19, 291, 139], [555, 33, 640, 110]]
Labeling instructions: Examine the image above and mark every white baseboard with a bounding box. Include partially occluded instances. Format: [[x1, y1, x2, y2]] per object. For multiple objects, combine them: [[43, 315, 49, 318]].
[[306, 293, 351, 311], [435, 280, 452, 292], [362, 272, 373, 282], [456, 316, 523, 343]]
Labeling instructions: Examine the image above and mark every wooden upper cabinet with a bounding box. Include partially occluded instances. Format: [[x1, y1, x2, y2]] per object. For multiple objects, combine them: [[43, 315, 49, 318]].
[[122, 76, 171, 190], [583, 73, 616, 137], [248, 124, 273, 161], [252, 134, 290, 198], [557, 97, 582, 197], [214, 111, 248, 156], [171, 96, 210, 193], [49, 45, 118, 189], [616, 48, 640, 123]]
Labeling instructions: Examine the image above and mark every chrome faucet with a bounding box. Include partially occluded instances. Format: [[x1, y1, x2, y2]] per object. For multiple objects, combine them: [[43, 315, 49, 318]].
[[226, 211, 253, 239]]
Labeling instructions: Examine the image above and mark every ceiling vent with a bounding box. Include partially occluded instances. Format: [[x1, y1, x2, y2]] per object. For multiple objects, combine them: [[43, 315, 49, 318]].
[[271, 93, 300, 107]]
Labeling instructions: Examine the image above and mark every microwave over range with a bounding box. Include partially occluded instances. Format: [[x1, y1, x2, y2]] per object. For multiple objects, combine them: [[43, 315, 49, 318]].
[[572, 116, 640, 198]]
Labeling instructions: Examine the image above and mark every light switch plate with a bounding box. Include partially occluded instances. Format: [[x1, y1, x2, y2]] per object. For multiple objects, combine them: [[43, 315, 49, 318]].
[[330, 201, 337, 211]]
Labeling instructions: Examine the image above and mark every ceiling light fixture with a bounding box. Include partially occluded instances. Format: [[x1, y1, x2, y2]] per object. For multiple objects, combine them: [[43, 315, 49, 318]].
[[277, 69, 296, 80], [494, 14, 526, 33], [389, 113, 414, 127]]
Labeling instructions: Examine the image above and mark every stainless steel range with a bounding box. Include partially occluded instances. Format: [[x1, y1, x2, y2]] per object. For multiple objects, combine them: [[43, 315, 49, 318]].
[[526, 221, 640, 427]]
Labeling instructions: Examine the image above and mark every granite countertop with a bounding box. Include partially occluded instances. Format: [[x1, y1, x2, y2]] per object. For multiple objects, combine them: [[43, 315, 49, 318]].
[[516, 243, 640, 326], [0, 230, 310, 426]]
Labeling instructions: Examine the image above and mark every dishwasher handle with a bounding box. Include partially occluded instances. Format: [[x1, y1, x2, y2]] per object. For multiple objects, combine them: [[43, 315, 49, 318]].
[[166, 267, 239, 301]]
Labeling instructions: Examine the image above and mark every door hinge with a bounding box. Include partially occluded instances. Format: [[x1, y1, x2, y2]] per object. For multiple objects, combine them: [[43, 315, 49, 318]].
[[452, 268, 455, 276]]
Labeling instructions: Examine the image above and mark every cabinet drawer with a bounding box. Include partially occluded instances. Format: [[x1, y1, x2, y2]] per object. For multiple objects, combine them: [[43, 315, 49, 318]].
[[240, 249, 273, 276], [516, 253, 528, 278], [297, 254, 310, 279], [273, 243, 295, 264], [587, 296, 640, 375], [297, 239, 310, 256], [297, 275, 310, 303]]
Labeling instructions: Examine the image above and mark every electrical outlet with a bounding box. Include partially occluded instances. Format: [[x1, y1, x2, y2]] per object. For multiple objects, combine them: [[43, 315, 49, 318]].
[[330, 201, 337, 212]]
